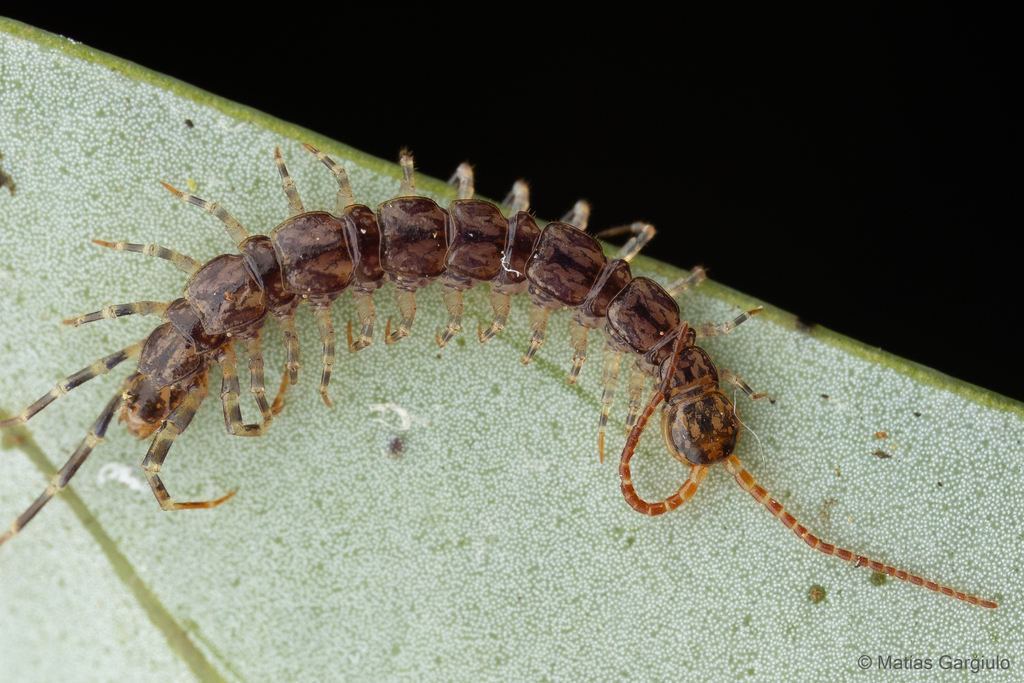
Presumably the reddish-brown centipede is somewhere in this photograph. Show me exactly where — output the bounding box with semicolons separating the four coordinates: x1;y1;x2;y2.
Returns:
0;144;997;610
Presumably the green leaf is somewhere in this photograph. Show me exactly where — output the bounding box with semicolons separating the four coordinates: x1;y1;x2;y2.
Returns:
1;18;1021;682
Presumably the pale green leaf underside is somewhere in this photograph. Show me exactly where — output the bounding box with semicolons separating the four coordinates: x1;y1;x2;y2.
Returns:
1;19;1022;683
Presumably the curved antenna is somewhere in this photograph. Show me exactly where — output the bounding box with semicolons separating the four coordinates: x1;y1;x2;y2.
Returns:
618;323;704;515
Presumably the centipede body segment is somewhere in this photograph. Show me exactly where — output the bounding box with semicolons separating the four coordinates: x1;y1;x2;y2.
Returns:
0;144;997;610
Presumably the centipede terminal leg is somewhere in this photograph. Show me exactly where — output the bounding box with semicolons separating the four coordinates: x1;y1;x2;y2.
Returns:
0;388;126;546
142;377;236;511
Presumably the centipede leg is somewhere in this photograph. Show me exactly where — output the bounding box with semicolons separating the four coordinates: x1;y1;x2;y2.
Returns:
597;343;623;462
243;330;273;423
273;146;306;217
436;286;463;348
302;142;355;211
143;376;236;511
566;318;588;384
385;287;417;345
593;222;657;262
561;200;591;230
478;289;510;343
0;387;125;547
398;151;416;197
624;359;647;430
91;239;201;276
348;287;376;352
448;162;474;199
696;306;763;338
217;343;269;437
270;369;289;417
502;180;530;214
719;369;768;401
721;454;998;609
274;307;300;386
0;344;142;429
63;301;169;327
159;183;250;249
520;304;549;365
312;302;335;407
665;267;707;297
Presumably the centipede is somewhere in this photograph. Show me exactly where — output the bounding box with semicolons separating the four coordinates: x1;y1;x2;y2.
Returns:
0;144;997;610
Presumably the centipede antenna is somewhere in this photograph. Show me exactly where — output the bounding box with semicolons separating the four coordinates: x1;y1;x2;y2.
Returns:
302;142;356;211
273;147;306;217
665;267;707;297
159;182;250;249
721;454;999;609
561;200;591;230
502;180;530;214
618;324;708;515
398;149;416;197
448;162;475;200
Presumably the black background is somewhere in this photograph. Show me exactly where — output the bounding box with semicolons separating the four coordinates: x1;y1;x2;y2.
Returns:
4;7;1020;400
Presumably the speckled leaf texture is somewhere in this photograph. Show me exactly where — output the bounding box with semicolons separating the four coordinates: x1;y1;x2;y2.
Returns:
0;18;1021;683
